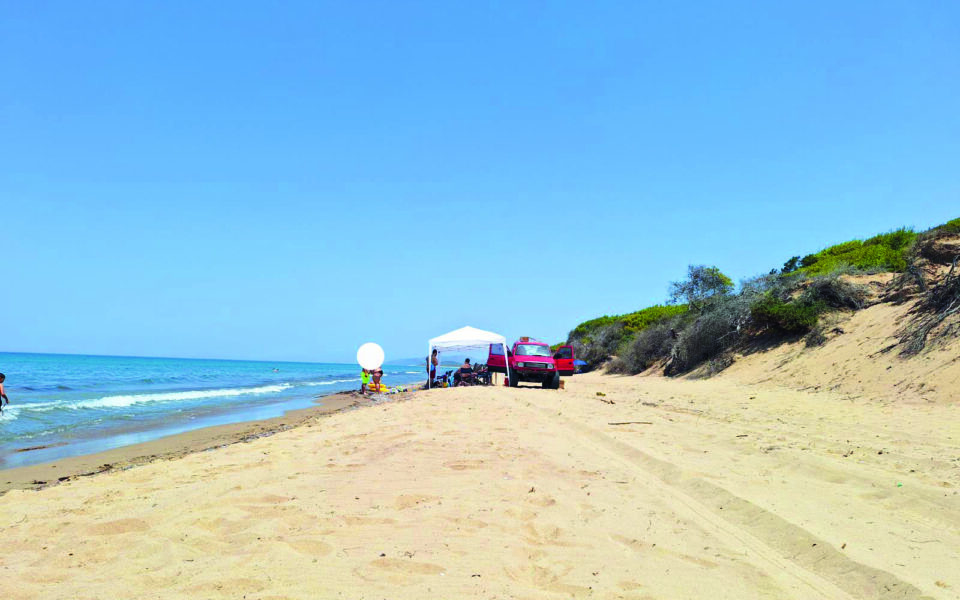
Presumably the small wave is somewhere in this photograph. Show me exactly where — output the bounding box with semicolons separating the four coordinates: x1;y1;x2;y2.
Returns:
304;379;357;387
71;384;292;410
0;407;19;422
404;371;421;374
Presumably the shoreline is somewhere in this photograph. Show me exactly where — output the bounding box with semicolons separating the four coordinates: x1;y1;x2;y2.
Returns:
0;389;411;496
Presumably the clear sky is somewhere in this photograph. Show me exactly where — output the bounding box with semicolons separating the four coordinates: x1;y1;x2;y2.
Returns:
2;1;958;363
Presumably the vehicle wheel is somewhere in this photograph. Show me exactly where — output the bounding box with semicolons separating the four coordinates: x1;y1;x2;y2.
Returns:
547;372;560;390
509;372;519;387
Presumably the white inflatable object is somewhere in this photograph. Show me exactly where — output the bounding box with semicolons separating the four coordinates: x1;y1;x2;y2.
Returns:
356;342;385;370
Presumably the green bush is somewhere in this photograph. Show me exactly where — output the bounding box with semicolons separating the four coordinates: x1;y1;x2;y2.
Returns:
824;240;863;256
668;265;734;312
751;296;824;334
936;217;960;234
864;228;914;250
797;229;916;276
570;304;687;338
786;227;920;277
568;304;689;371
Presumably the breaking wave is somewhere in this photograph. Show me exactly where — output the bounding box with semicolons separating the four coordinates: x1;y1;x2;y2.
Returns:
71;384;293;410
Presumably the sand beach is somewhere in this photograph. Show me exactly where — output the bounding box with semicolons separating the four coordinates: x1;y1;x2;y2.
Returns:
1;362;957;599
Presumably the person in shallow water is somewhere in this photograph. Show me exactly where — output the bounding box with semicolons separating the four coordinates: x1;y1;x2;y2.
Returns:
0;373;8;414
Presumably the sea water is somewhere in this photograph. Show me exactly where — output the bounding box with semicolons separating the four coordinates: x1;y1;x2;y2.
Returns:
0;352;424;469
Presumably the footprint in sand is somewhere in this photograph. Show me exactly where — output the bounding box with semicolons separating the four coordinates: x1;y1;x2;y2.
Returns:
525;494;557;508
611;534;647;552
522;523;576;547
504;562;590;595
285;538;333;556
187;578;266;594
339;515;397;527
394;494;440;510
443;459;485;470
371;557;446;575
86;518;149;535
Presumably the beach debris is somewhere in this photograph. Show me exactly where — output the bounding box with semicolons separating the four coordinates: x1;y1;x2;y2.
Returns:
597;397;615;404
472;574;482;578
897;482;903;487
528;486;536;493
736;434;748;438
608;421;653;426
841;543;847;550
596;392;606;396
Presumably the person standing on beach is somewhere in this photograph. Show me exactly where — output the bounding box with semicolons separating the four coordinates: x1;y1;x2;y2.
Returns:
360;369;370;394
431;349;438;384
0;373;8;414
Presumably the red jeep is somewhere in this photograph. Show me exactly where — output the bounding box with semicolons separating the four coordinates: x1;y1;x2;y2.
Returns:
488;338;575;389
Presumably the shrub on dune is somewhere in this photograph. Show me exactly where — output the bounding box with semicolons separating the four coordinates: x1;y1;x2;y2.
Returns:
797;228;917;276
619;318;683;374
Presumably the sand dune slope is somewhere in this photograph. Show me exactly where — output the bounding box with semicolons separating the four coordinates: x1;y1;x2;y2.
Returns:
1;372;957;599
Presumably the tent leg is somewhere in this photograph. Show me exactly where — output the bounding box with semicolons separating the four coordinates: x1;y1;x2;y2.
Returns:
503;342;511;387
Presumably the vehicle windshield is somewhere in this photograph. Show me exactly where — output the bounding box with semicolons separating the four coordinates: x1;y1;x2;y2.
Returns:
515;344;552;357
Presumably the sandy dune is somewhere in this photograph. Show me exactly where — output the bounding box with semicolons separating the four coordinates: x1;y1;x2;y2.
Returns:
1;365;957;599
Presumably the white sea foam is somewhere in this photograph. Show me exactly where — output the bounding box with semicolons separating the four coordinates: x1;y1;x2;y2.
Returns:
304;379;357;386
71;383;292;410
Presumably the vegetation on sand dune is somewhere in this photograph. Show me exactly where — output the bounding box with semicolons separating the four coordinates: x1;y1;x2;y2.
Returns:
567;216;959;376
798;228;917;276
668;266;734;312
937;217;960;235
569;305;688;338
751;296;824;334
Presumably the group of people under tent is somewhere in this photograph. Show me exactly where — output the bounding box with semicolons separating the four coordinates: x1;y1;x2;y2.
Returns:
425;349;491;388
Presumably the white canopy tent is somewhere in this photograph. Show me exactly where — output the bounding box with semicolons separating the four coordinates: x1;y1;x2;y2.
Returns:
427;326;510;389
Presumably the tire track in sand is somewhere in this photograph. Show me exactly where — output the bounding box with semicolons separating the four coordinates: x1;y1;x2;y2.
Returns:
519;400;933;600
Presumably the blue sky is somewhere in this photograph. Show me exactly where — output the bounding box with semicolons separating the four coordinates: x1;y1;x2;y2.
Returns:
2;1;958;363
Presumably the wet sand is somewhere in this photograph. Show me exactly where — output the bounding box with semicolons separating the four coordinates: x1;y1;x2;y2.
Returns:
0;391;373;495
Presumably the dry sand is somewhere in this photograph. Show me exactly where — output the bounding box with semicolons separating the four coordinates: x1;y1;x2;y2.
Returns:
1;363;957;599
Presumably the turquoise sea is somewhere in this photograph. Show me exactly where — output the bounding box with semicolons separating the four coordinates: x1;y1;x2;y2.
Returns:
0;352;423;469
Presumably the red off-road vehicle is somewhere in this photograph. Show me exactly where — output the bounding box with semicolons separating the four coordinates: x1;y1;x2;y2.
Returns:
488;338;575;389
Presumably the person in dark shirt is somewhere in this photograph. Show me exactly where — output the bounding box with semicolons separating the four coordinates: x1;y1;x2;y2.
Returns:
0;373;8;414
